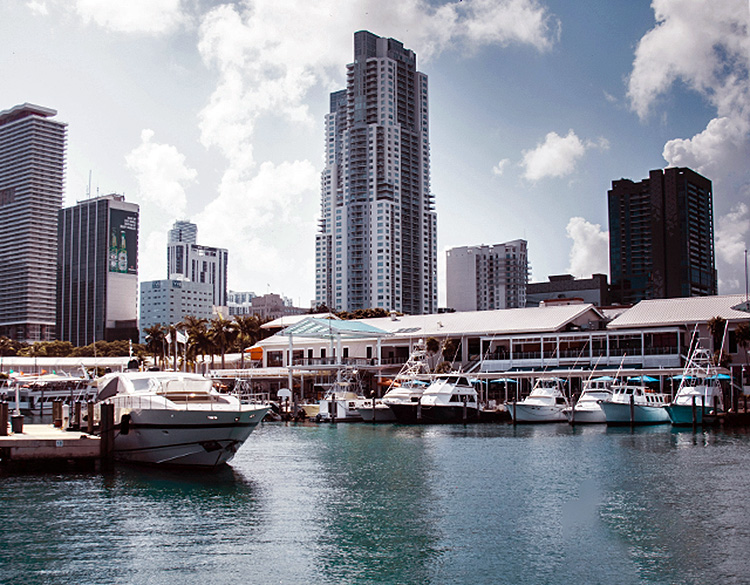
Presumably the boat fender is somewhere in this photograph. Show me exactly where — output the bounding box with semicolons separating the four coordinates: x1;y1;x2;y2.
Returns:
120;413;131;435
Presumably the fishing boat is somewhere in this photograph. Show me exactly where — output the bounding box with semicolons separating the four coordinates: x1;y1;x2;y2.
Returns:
316;368;366;422
599;383;670;425
564;376;615;424
388;374;479;424
359;344;432;422
506;377;569;423
95;371;269;467
665;344;725;426
3;373;94;415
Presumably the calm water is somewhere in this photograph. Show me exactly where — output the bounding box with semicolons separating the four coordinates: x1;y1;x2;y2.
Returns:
2;422;750;585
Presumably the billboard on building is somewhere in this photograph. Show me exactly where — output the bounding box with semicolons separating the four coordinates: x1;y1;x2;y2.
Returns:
109;208;138;274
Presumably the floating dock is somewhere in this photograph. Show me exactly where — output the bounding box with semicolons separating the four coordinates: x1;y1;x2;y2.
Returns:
0;424;101;466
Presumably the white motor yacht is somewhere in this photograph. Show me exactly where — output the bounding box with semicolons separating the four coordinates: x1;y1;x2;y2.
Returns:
388;374;479;424
95;371;269;467
316;369;366;422
599;384;669;425
507;377;569;423
564;376;615;424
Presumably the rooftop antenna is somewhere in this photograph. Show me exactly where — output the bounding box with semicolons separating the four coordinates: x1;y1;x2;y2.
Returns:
87;170;92;199
745;248;748;303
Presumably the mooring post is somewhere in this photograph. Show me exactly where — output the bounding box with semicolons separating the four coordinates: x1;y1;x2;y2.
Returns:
0;402;7;437
52;400;63;428
629;394;635;427
99;403;115;464
87;401;95;434
692;395;697;428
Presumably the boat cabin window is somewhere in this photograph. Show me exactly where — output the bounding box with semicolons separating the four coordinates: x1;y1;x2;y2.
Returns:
555;397;566;404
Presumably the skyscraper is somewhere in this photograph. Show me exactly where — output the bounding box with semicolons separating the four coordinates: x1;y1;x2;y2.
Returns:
167;220;228;307
315;31;437;314
57;194;139;345
446;240;529;312
0;103;66;342
608;167;717;304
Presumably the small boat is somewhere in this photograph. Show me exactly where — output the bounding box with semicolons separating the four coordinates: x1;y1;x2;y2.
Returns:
564;376;615;424
95;371;269;467
599;384;670;425
316;369;366;422
388;374;479;424
666;344;725;426
507;377;569;423
3;373;94;415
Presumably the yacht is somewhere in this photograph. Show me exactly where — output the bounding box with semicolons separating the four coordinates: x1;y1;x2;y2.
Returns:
665;344;725;426
316;369;366;422
388;374;479;424
564;376;615;424
599;383;670;425
95;371;269;467
3;373;94;416
507;377;569;423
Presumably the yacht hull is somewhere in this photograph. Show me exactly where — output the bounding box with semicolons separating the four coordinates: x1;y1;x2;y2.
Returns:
600;402;669;425
112;406;268;467
388;403;480;424
564;406;607;424
507;403;566;423
357;403;397;422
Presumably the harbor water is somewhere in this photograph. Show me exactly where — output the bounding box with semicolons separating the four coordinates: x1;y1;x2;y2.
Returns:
2;422;750;585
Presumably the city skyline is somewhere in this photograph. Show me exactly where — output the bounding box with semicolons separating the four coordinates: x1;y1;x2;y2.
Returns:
2;1;749;307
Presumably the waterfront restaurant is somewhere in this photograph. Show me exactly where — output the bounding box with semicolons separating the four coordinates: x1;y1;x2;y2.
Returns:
233;295;750;397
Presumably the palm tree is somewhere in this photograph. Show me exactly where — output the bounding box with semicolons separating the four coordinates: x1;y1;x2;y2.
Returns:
144;324;166;368
234;314;263;369
179;315;209;372
209;316;238;370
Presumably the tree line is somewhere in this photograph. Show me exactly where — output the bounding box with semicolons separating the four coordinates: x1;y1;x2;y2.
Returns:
144;314;273;371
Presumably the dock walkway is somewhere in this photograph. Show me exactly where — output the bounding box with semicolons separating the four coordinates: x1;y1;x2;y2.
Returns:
0;424;101;463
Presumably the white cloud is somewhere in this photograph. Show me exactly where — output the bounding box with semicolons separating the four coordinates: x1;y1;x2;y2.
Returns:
565;217;608;278
26;1;48;16
716;202;750;266
520;130;587;181
492;158;510;176
125;129;197;218
75;0;188;34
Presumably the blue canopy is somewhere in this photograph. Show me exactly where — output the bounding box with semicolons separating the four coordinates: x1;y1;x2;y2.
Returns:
490;378;518;384
628;375;658;383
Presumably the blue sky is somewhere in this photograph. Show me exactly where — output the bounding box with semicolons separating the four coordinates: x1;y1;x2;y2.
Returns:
2;0;748;308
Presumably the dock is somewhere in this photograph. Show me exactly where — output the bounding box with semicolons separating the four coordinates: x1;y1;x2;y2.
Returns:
0;424;101;467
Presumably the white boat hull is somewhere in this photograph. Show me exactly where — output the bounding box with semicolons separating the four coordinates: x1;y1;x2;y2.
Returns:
507;403;567;423
112;405;268;467
564;407;607;424
600;401;669;425
356;402;396;422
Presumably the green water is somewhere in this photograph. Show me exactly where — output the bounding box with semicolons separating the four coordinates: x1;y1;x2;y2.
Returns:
2;423;750;585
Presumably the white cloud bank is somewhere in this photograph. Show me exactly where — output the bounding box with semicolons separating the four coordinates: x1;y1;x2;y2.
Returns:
75;0;189;34
628;0;750;293
565;217;609;279
520;130;607;181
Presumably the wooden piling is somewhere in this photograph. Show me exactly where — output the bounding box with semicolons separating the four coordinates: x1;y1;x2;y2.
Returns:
52;400;63;428
0;402;7;437
87;401;95;434
99;403;115;463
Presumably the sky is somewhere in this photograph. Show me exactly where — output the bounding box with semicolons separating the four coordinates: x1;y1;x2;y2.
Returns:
2;0;749;308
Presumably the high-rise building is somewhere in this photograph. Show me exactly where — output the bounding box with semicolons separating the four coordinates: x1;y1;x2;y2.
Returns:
446;240;529;312
167;220;228;307
0;103;66;342
57;194;139;345
608;167;717;304
315;30;436;314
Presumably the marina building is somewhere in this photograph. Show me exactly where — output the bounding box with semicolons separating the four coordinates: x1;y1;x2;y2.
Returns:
608;167;717;304
167;220;228;307
315;30;437;315
446;240;528;311
57;194;139;345
0;103;66;342
139;278;213;343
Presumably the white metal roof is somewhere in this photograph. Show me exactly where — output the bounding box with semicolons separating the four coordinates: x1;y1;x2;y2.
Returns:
607;294;750;329
266;304;604;342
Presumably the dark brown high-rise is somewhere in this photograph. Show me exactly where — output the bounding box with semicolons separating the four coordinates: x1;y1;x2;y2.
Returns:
608;167;717;305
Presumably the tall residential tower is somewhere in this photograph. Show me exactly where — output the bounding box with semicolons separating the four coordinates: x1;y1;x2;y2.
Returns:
315;31;437;314
0;103;66;342
608;167;717;304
